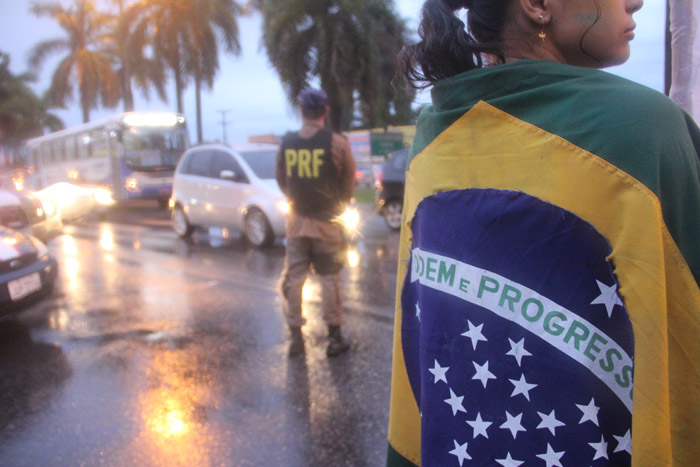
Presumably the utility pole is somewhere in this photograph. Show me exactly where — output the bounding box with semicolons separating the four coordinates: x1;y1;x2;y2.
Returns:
217;109;233;143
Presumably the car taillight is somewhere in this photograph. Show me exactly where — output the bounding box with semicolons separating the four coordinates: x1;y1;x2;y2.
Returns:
375;170;384;189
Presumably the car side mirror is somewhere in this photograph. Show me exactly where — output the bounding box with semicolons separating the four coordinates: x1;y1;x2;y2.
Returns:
220;169;237;181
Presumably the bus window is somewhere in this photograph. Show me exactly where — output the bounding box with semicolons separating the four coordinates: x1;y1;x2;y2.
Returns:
90;130;107;159
51;140;64;162
65;136;76;161
78;133;90;159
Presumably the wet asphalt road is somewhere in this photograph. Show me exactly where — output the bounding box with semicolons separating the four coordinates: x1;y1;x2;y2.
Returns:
0;202;400;466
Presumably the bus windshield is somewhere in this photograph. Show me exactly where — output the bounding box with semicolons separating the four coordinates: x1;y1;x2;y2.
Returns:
122;126;188;172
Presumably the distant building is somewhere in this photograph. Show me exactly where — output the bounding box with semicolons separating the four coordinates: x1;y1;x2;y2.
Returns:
248;134;280;144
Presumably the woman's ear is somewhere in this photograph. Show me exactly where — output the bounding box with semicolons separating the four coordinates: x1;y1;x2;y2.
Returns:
518;0;550;25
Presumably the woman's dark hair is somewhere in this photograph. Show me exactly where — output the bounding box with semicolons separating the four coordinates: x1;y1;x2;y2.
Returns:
398;0;510;87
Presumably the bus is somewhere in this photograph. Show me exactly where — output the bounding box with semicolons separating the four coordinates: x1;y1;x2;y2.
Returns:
25;111;190;209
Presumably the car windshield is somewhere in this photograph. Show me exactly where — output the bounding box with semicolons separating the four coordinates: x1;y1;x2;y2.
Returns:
239;150;277;179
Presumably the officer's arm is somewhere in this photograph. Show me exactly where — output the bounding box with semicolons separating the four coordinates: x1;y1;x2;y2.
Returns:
333;133;356;203
275;146;287;195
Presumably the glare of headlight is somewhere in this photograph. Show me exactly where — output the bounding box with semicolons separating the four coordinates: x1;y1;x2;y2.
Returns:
276;199;290;214
67;170;79;180
42;200;56;217
93;187;114;206
36;206;44;217
125;177;139;192
12;177;23;191
347;247;360;268
168;198;175;209
336;206;360;239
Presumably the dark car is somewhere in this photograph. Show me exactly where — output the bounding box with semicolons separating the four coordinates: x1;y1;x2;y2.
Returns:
0;226;58;317
374;148;407;231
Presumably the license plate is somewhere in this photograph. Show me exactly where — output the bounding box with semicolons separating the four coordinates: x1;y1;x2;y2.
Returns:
8;272;42;301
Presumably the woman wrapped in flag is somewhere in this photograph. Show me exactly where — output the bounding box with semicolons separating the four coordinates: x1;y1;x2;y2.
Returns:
386;0;700;465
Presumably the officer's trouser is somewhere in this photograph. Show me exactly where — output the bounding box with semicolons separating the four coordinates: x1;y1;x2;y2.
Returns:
280;236;345;328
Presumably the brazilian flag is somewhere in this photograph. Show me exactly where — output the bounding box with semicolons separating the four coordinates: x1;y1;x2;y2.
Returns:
387;60;700;466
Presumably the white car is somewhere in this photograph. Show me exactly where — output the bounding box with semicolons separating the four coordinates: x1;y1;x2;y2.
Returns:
0;188;62;243
170;143;288;247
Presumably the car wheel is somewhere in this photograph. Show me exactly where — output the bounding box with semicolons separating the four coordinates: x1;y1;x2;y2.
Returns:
244;208;273;247
383;199;403;231
172;205;194;238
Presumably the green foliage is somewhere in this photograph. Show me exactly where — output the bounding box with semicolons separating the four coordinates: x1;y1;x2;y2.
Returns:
0;51;63;153
256;0;416;132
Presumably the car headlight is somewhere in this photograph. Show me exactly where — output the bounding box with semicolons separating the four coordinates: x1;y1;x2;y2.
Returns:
125;177;139;192
41;199;57;217
336;205;361;239
93;187;114;206
276;199;290;215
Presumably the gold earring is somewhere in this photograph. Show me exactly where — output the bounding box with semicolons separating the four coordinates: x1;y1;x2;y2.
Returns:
538;15;547;42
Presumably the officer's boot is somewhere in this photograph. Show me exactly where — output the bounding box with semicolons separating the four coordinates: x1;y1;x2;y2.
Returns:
326;325;350;357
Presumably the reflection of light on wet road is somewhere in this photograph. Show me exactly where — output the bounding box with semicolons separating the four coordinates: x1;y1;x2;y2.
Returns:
99;226;114;250
302;281;319;302
347;247;360;268
48;308;70;330
148;396;189;438
61;236;78;256
136;351;212;465
60;236;81;285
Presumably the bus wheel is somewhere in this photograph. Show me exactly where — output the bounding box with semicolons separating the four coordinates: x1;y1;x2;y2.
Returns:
244;208;273;247
172;205;194;238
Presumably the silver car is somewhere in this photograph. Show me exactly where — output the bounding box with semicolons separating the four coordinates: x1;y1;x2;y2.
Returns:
170;143;288;247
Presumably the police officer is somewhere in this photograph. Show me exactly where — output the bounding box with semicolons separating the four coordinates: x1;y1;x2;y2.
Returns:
275;88;356;358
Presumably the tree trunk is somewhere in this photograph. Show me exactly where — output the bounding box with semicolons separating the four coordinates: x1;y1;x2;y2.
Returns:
122;67;134;111
195;76;203;143
174;66;184;114
82;100;90;123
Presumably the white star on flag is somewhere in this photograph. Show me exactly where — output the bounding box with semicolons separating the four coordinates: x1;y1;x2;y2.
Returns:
590;280;623;317
506;337;532;366
444;388;467;416
500;411;526;439
472;360;497;388
428;359;449;384
613;429;632;454
496;453;524;467
589;435;609;460
461;320;488;350
449;440;471;466
509;374;537;401
536;409;565;435
536;443;565;467
576;397;600;426
466;412;492;439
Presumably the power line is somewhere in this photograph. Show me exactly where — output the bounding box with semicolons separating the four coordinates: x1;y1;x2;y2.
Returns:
217;109;233;143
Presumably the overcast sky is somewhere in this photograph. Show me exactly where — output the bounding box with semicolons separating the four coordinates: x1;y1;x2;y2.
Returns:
0;0;667;143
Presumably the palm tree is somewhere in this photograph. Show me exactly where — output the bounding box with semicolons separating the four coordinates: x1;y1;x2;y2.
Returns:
255;0;413;132
135;0;243;142
28;0;119;123
105;0;167;112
